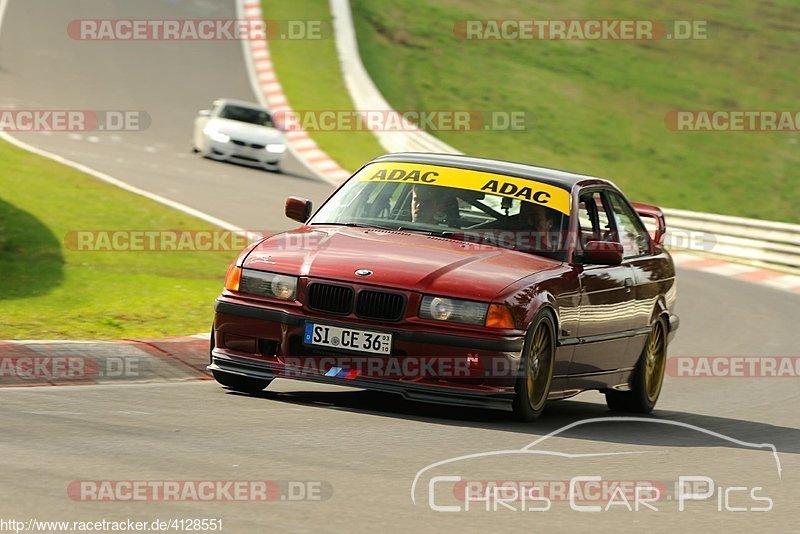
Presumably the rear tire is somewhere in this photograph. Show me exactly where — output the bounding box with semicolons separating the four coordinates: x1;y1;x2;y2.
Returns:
212;370;272;394
512;312;556;422
605;317;667;413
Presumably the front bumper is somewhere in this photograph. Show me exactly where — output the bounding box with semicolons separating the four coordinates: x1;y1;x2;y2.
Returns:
210;298;525;409
207;139;286;166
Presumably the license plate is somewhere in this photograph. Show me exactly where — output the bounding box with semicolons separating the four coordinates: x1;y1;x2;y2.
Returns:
303;323;392;355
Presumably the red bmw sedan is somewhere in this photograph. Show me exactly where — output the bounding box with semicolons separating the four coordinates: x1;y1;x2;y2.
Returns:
209;153;678;420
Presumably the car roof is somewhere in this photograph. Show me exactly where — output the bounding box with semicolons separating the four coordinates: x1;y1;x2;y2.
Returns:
370;152;612;190
213;98;267;112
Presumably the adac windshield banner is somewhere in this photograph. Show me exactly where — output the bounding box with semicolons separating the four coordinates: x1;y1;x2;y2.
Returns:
359;162;571;215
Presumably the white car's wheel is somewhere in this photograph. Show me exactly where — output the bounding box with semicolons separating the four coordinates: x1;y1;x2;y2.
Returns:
199;137;214;159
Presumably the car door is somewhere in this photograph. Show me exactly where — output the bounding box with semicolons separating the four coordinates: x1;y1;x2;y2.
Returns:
568;189;637;385
605;190;661;368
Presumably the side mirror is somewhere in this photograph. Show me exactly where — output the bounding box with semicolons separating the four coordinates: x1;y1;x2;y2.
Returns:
198;109;211;117
285;196;312;223
582;241;623;265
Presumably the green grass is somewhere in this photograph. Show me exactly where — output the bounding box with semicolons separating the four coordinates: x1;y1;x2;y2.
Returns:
263;0;385;171
346;0;800;222
0;139;236;339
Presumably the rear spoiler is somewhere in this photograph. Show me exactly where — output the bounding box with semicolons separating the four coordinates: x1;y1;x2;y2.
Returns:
631;202;666;247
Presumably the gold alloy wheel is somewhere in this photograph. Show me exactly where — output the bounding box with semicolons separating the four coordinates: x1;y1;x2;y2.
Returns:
526;321;553;411
644;321;666;402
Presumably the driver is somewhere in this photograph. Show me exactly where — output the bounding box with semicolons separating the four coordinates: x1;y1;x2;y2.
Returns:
518;201;559;251
411;184;460;227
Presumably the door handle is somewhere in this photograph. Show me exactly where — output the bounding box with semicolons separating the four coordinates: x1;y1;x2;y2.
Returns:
624;278;634;292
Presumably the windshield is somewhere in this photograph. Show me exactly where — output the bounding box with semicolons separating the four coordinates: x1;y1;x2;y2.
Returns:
310;162;572;260
218;105;274;127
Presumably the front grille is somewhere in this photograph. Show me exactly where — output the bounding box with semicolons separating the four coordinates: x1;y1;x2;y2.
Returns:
307;283;354;314
231;139;265;150
356;290;405;321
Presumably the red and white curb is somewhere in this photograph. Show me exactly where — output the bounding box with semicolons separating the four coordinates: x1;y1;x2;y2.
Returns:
0;337;212;387
671;252;800;294
238;0;351;186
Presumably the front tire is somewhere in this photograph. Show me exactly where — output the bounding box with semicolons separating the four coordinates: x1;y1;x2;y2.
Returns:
212;370;272;394
512;312;556;422
605;317;667;413
209;330;272;394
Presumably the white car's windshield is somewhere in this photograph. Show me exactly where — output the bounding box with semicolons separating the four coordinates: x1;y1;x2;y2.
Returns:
219;105;274;127
310;162;572;260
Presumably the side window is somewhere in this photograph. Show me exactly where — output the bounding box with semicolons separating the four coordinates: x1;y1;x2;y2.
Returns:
607;192;651;258
577;191;615;247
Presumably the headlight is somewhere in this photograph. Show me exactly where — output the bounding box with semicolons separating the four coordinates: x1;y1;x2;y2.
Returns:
204;126;230;144
239;269;297;300
419;295;488;325
266;143;287;153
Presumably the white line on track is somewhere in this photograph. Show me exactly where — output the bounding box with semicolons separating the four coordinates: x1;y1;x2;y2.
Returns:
0;0;284;241
0;131;245;233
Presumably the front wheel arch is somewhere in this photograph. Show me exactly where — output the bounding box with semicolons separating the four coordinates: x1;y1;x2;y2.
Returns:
523;303;559;342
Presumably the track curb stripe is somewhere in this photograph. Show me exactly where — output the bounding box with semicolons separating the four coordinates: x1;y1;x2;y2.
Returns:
670;252;800;293
0;338;211;387
237;0;350;186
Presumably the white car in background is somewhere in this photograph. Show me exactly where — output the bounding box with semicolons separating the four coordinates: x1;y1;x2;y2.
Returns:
193;99;287;171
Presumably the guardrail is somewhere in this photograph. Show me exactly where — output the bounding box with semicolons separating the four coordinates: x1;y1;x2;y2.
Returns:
662;209;800;271
330;0;800;272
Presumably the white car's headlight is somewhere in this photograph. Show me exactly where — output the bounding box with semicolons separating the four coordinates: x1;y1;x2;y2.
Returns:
239;269;297;300
419;295;488;325
204;126;230;144
266;143;287;153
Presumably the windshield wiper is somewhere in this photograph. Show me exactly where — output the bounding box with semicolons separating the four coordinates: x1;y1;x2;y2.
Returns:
313;222;455;237
313;222;408;232
407;228;455;238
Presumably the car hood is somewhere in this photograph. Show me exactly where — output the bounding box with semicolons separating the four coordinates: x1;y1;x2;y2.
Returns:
208;118;284;144
242;226;561;300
